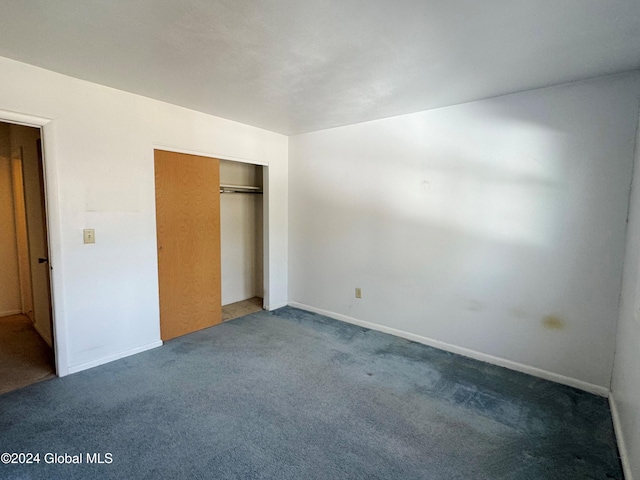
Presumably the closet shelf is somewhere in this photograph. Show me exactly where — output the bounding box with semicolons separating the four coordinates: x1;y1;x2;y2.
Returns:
220;183;263;194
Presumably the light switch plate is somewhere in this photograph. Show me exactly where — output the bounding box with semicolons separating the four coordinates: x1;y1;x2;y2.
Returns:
83;229;95;244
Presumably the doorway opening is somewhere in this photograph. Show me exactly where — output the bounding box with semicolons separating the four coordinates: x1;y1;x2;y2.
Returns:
0;120;55;394
219;159;264;321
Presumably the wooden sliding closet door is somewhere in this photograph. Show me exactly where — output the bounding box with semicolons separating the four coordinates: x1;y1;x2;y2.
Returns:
154;149;221;341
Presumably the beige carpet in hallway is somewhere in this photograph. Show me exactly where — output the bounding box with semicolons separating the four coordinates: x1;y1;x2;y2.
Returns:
0;314;55;395
222;297;263;322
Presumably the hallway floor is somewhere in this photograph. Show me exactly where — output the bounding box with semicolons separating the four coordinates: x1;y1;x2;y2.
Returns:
0;314;55;395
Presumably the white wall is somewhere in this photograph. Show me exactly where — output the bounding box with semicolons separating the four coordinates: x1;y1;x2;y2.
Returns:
289;73;640;391
611;106;640;480
220;160;264;305
0;56;288;375
0;123;21;316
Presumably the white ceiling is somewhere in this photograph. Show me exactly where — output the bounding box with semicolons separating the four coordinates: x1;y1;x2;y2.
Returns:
0;0;639;135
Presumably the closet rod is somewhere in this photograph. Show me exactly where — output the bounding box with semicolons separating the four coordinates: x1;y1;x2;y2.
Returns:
220;184;261;190
219;183;263;194
220;190;263;194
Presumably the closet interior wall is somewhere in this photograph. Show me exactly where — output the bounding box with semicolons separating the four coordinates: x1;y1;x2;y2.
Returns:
219;160;264;306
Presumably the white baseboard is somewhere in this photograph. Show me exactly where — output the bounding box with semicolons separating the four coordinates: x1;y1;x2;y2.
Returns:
265;301;288;311
67;340;163;374
288;302;610;397
610;394;633;480
0;309;22;318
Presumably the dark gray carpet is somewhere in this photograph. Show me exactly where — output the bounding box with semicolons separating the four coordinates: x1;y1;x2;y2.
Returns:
0;307;622;479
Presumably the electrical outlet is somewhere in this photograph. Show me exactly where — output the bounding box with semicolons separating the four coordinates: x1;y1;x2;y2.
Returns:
355;287;362;299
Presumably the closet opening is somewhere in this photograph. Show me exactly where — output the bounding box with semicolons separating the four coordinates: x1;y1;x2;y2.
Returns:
220;160;265;321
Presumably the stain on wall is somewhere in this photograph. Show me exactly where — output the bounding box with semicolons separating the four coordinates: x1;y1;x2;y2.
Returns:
542;315;565;330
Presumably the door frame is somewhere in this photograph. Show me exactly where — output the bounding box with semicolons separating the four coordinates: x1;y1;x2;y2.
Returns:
0;110;66;376
10;146;33;321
